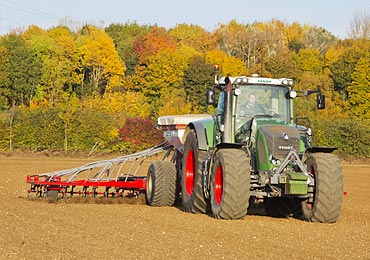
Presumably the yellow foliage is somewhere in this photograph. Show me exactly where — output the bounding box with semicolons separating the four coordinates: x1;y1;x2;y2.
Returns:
76;26;126;91
29;98;51;110
157;88;192;116
297;49;324;74
206;50;247;76
143;49;186;95
81;92;151;118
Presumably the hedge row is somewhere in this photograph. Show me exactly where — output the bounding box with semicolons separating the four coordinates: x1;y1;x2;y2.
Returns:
0;108;162;155
312;118;370;159
0;108;369;159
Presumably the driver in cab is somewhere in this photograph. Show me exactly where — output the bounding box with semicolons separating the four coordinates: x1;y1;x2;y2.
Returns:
239;93;265;116
235;92;266;143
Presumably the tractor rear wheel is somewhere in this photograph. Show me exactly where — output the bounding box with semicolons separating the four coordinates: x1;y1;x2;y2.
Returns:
300;153;343;223
181;130;207;213
210;149;250;220
146;161;177;206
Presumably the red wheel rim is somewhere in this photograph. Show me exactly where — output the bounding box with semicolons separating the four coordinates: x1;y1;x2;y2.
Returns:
214;164;223;206
185;149;195;196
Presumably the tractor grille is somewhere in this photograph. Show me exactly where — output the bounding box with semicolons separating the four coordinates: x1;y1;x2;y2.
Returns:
259;125;300;160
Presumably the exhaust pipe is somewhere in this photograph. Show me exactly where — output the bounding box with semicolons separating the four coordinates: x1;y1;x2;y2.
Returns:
223;77;233;143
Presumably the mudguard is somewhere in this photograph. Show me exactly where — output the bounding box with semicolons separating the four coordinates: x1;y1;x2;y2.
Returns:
185;118;215;150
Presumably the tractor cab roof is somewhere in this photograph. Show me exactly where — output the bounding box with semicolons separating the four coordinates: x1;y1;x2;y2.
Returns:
217;75;294;87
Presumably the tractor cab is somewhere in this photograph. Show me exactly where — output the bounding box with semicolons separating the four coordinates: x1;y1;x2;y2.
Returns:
209;75;297;145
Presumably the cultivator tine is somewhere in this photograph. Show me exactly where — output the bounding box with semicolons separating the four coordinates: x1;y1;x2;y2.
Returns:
27;142;174;199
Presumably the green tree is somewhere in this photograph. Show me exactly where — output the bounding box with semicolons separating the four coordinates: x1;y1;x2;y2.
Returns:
0;46;11;109
1;33;42;106
183;55;214;112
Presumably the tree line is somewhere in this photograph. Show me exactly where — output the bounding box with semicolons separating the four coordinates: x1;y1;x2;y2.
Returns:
0;17;369;158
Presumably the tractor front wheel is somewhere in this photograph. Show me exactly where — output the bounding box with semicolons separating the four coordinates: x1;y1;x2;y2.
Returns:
300;153;343;223
210;149;250;220
146;161;177;206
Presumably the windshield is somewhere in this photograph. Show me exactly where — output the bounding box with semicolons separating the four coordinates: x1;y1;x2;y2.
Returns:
235;85;290;128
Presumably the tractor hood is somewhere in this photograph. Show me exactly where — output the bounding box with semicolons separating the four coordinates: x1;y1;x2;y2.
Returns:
258;124;300;160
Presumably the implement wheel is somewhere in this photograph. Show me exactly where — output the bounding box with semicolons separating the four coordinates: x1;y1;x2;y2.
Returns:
300;153;343;223
146;161;177;206
210;149;250;220
181;130;207;213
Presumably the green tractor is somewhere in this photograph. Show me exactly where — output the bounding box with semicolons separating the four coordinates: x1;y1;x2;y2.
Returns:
146;74;343;222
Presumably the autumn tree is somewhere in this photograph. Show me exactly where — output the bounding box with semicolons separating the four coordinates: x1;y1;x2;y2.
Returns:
295;48;325;75
141;48;188;115
127;26;176;92
157;88;192;116
132;26;176;65
285;22;306;53
105;22;149;75
41;26;79;104
215;20;262;69
206;49;247;76
76;25;126;95
169;24;217;52
347;53;370;118
328;42;365;97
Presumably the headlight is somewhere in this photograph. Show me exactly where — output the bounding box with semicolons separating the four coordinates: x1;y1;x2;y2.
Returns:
289;91;297;98
281;78;294;86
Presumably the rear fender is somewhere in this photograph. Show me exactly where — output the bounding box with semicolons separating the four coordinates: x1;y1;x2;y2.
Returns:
183;118;215;150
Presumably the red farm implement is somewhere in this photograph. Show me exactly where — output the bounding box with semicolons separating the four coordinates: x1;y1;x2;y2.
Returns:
26;114;211;200
27;142;175;199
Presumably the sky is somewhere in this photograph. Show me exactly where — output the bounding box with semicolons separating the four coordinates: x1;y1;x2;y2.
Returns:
0;0;369;39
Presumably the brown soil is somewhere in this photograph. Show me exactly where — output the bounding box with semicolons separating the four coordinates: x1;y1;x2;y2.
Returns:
0;156;369;259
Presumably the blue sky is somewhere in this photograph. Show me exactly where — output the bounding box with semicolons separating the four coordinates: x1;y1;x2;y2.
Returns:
0;0;369;38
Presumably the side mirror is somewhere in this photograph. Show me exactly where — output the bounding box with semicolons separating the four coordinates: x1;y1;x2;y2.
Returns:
317;94;325;109
206;89;215;105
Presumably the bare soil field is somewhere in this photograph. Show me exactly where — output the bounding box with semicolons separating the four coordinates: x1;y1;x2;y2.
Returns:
0;155;369;260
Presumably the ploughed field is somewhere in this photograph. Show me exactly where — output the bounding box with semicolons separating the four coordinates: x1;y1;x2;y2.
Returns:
0;155;369;259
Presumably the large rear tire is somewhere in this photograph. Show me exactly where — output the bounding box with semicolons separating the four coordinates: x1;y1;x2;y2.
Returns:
146;161;177;206
300;153;343;223
181;130;207;213
210;149;250;220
